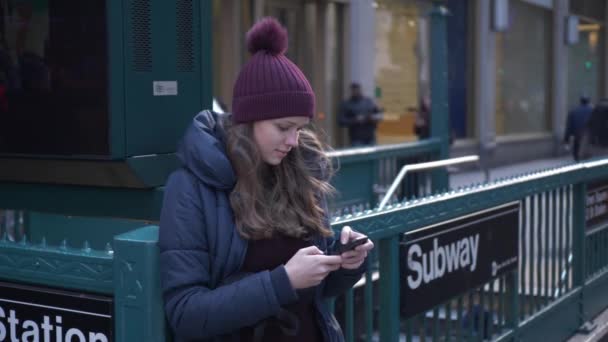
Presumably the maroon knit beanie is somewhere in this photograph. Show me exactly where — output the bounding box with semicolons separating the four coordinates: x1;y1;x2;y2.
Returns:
231;17;315;124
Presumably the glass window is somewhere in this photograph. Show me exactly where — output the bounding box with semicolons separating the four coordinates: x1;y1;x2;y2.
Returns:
265;1;304;69
374;0;470;143
570;0;605;23
0;0;109;156
212;0;253;112
374;0;431;144
568;18;604;109
326;2;347;147
495;0;551;135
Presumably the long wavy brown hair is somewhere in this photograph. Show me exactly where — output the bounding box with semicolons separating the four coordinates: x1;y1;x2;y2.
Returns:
222;115;335;240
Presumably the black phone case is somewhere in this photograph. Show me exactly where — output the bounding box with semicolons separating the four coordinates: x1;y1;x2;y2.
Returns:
333;237;368;254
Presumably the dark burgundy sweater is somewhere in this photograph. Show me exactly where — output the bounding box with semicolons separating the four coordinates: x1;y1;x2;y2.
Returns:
239;233;324;342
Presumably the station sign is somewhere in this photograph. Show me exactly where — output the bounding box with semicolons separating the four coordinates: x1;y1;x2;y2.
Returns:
0;281;113;341
400;202;519;318
587;179;608;231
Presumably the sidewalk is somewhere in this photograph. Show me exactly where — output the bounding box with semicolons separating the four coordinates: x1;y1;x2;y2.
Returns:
449;156;574;189
567;307;608;342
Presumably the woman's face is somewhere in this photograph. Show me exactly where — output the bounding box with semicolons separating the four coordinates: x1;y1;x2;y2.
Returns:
252;116;310;165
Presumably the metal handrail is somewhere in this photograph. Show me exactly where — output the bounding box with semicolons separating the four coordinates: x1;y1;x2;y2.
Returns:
378;155;482;210
327;138;441;158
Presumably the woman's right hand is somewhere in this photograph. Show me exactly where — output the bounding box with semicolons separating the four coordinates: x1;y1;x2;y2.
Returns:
284;246;342;289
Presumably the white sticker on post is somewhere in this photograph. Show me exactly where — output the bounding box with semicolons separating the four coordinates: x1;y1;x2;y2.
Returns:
153;81;178;96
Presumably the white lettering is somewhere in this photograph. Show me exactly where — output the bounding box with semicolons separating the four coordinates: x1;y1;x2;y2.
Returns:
406;234;480;290
88;332;108;342
56;316;63;342
422;251;434;283
445;241;460;272
8;309;19;342
407;245;423;289
434;238;446;278
597;190;607;202
0;306;6;341
595;203;607;216
65;328;85;342
41;316;53;342
22;320;39;342
0;304;108;342
469;235;479;271
459;239;470;268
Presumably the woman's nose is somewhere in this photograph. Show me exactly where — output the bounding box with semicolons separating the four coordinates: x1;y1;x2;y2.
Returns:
285;130;299;147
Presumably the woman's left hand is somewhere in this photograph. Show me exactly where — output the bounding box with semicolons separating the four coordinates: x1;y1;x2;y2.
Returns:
338;226;374;270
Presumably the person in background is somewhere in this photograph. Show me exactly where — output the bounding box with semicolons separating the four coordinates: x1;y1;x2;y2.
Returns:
579;98;608;160
158;17;374;342
563;95;593;161
414;95;431;140
338;82;383;146
413;95;454;145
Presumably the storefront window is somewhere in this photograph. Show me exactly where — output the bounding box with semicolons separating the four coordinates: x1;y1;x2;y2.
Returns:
264;0;307;73
374;0;431;144
212;0;253;111
568;19;604;109
495;1;551;135
0;0;109;155
374;0;470;143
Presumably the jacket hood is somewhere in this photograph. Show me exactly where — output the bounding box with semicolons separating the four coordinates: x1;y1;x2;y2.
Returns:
176;110;236;190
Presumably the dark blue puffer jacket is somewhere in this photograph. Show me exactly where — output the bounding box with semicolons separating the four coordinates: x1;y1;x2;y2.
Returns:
159;110;366;341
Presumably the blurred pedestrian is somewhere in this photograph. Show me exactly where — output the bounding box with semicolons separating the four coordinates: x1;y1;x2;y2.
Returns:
338;82;383;146
579;98;608;160
159;17;374;342
414;95;431;140
563;95;593;161
413;95;454;145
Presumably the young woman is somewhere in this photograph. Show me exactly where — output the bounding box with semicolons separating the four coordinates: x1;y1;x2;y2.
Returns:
159;17;374;342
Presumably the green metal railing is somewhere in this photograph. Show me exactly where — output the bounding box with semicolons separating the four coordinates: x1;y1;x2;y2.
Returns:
0;139;442;223
329;159;608;342
0;209;25;241
329;138;442;215
0;224;164;341
2;159;608;341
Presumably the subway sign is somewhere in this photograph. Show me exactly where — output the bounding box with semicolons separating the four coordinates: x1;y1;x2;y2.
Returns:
400;202;519;318
0;281;113;341
587;178;608;231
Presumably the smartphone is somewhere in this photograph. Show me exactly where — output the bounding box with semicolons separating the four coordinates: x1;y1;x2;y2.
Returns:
333;237;369;254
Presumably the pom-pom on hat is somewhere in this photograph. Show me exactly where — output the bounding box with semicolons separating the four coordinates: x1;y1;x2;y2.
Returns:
231;17;315;124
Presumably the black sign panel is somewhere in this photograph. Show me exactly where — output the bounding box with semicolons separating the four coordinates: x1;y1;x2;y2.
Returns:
400;202;519;318
586;179;608;230
0;281;113;341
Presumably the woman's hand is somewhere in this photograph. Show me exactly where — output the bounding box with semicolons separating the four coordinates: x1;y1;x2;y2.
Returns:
285;246;342;289
338;226;374;270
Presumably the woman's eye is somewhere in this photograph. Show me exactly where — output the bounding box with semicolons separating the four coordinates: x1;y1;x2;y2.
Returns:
277;125;289;132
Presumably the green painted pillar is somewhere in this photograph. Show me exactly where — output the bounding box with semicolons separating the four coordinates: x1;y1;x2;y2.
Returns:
572;183;587;325
430;1;450;192
378;236;400;342
113;226;166;342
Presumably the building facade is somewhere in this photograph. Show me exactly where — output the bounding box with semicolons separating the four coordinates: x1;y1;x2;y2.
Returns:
212;0;607;166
